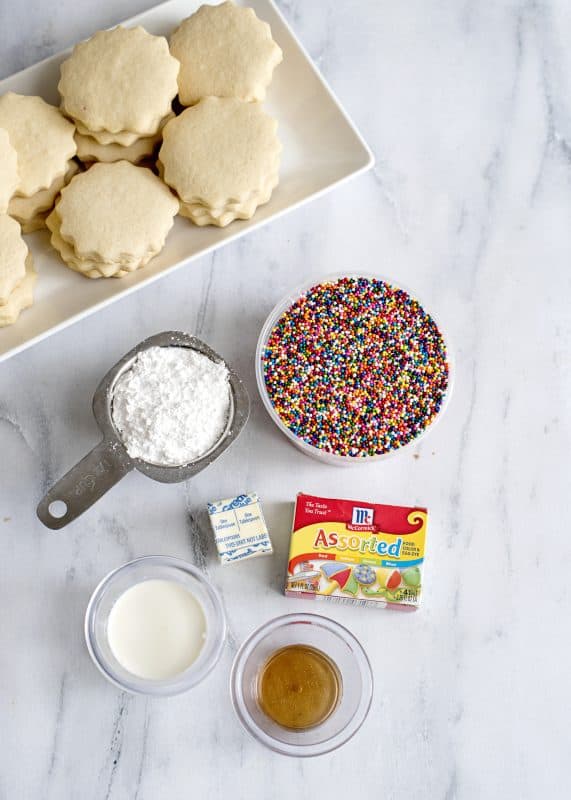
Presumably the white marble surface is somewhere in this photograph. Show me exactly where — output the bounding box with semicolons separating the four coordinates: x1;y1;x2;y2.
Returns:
1;1;570;797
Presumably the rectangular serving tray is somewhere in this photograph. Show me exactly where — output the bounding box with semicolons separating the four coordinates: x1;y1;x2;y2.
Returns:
0;0;373;363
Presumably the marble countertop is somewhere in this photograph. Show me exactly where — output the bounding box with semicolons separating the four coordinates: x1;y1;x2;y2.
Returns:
1;1;570;797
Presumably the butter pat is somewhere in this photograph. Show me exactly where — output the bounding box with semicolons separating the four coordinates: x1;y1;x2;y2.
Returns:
207;493;273;565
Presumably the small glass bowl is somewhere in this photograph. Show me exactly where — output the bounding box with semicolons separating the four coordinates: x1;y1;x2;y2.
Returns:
230;613;373;757
85;555;226;696
255;272;454;466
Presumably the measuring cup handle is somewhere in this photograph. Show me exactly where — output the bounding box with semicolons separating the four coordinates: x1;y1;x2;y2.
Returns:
36;439;133;530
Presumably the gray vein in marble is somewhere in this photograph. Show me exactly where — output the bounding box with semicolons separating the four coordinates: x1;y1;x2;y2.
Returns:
555;132;571;163
183;501;209;573
371;165;410;241
133;702;151;800
447;359;477;550
416;677;429;745
47;673;68;785
530;6;571;200
460;6;527;295
195;253;216;337
0;407;35;454
445;9;526;571
276;0;301;27
307;8;333;75
35;406;58;493
451;704;464;726
99;514;134;560
456;204;467;235
101;697;130;800
473;147;501;278
444;770;458;800
459;0;476;35
499;394;513;578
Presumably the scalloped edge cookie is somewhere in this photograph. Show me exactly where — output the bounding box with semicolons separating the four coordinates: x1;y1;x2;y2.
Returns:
59;27;179;135
46;210;149;278
0;253;36;326
53;160;178;263
0;128;19;213
0;213;28;304
9;160;79;223
170;1;282;105
159;97;281;209
0;93;76;197
179;173;278;227
75;114;173;164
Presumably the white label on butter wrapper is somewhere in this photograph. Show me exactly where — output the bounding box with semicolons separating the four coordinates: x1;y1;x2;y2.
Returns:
207;493;273;565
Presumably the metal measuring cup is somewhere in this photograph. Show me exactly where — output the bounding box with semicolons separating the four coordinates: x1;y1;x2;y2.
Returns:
37;331;250;530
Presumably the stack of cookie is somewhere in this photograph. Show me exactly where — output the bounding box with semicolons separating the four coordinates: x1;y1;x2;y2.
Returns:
0;93;77;232
46;161;179;279
74;113;175;165
159;97;281;227
0;2;287;325
161;2;283;227
0;214;36;327
59;26;179;166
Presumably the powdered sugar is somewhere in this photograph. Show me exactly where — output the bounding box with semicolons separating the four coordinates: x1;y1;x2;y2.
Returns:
111;346;231;466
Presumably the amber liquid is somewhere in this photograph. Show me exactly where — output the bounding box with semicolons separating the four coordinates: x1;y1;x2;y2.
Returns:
257;644;341;730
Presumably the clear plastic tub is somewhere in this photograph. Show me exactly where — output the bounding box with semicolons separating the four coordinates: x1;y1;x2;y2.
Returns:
230;613;373;757
85;555;226;696
255;272;454;466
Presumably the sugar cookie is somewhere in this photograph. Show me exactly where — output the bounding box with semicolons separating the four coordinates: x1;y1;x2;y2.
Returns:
75;114;173;164
8;161;79;225
20;214;49;234
47;211;146;278
0;128;19;213
74;120;143;147
159;97;280;224
170;1;282;105
0;254;36;326
47;161;178;276
179;181;276;227
59;27;179;136
0;93;76;197
74;116;176;147
0;213;28;304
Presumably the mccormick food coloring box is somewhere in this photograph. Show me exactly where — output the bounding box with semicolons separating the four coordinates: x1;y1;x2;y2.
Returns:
285;493;428;611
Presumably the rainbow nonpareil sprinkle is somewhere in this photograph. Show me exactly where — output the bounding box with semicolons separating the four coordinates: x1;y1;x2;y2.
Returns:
261;277;450;458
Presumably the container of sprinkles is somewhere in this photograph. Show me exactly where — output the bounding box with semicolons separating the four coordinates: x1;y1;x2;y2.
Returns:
256;274;452;465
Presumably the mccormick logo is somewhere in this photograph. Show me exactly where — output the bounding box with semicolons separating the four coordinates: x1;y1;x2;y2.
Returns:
351;507;374;527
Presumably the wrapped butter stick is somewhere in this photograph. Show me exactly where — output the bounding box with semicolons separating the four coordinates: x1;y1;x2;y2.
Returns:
207;492;273;565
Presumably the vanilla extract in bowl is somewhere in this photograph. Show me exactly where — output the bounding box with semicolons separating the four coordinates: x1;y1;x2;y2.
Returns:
230;613;373;757
257;644;341;730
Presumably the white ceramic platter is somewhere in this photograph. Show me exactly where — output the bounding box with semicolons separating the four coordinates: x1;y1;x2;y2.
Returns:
0;0;373;363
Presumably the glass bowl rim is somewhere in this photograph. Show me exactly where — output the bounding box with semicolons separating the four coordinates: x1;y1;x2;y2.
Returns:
229;612;374;757
255;271;454;465
84;554;226;696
